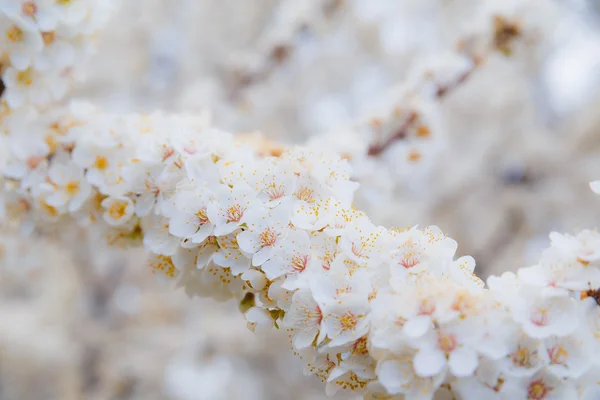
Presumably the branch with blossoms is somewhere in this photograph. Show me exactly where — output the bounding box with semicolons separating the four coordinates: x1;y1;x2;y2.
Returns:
303;10;537;204
359;14;526;159
365;56;481;158
3;102;600;399
2;1;600;400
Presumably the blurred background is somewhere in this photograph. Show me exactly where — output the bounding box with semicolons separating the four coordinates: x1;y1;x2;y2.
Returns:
2;0;600;398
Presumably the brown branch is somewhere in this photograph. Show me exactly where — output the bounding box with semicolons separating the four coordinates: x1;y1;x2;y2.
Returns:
436;60;479;99
367;112;418;156
365;13;527;158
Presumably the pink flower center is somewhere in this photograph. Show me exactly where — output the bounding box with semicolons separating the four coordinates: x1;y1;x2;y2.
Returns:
161;146;175;162
265;183;285;200
339;311;359;332
296;186;315;203
531;308;550;327
351;241;365;258
196;208;209;224
291;254;309;272
400;253;419;269
438;334;457;353
259;228;277;247
547;345;568;365
226;204;243;223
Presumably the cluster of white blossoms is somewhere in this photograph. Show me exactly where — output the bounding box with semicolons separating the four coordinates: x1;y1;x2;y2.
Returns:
0;0;115;111
2;1;600;399
2;101;600;399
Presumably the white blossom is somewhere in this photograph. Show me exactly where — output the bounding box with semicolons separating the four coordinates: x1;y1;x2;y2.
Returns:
1;3;600;397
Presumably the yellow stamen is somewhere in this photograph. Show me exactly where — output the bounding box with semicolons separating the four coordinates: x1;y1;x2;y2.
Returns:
339;312;358;332
94;156;109;170
6;25;23;42
108;201;128;220
259;228;277;247
65;180;79;196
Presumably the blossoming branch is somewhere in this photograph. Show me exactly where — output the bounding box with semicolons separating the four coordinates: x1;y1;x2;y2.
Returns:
1;1;600;400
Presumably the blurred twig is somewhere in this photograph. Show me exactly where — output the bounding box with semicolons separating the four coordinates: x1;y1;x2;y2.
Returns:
226;0;346;101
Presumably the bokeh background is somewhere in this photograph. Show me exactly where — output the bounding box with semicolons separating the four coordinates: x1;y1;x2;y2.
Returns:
2;0;600;399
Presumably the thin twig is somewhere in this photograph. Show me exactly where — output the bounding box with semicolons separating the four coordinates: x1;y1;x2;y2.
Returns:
367;112;418;156
436;61;479;99
367;59;480;157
